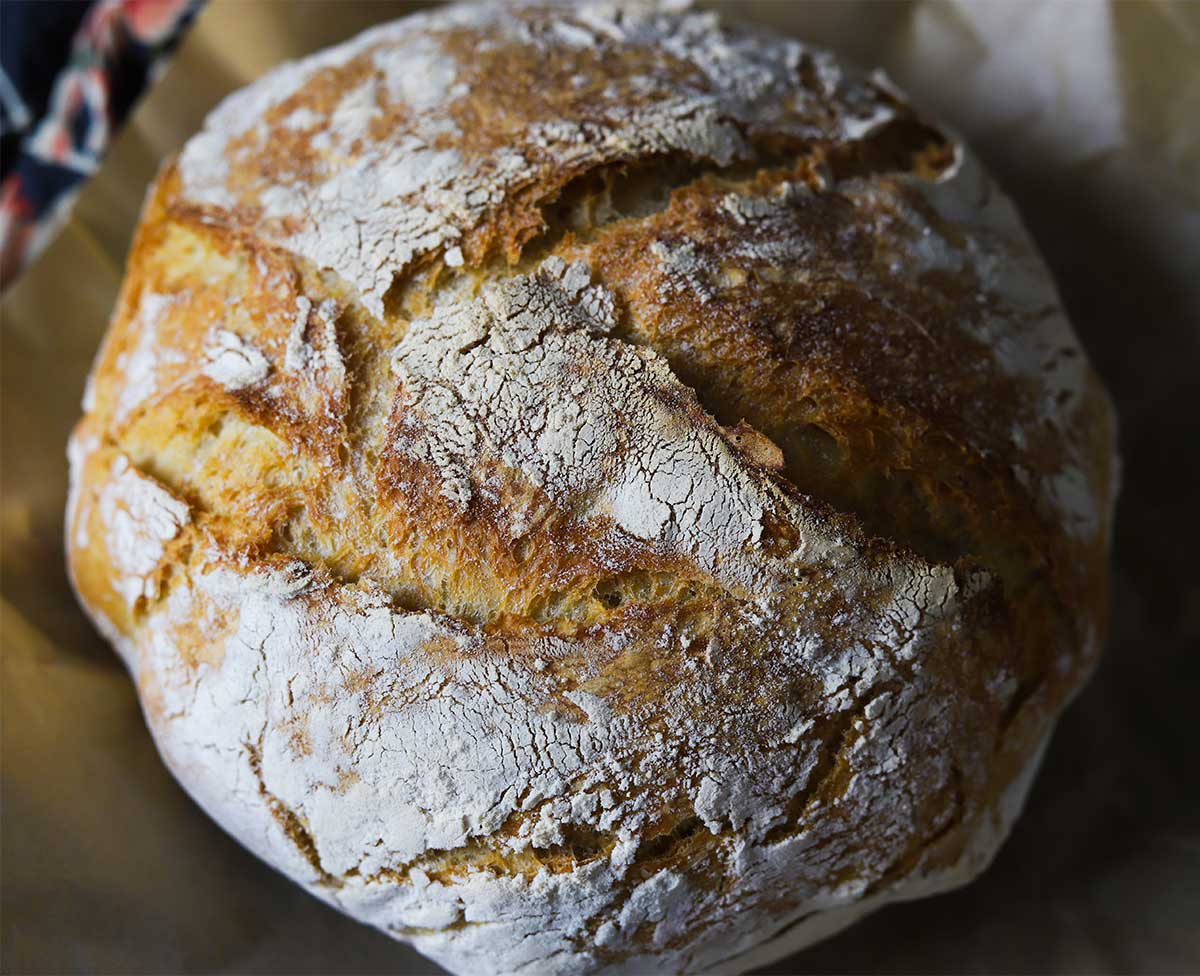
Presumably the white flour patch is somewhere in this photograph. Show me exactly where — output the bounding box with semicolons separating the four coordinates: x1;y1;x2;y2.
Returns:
391;257;782;588
123;531;998;976
284;296;343;384
113;292;180;424
98;455;190;607
202;329;269;390
177;2;910;318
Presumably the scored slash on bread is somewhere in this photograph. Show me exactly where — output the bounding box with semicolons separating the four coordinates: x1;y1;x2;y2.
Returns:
66;3;1117;974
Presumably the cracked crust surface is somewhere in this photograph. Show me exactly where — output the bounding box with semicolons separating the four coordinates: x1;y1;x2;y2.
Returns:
66;3;1117;974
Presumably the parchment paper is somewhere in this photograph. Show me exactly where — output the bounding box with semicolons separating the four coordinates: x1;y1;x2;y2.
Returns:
3;2;1198;973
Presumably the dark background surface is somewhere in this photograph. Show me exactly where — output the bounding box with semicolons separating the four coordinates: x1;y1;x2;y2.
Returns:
2;2;1197;973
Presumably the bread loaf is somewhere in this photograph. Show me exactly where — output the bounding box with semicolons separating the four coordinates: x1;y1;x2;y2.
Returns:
66;2;1118;973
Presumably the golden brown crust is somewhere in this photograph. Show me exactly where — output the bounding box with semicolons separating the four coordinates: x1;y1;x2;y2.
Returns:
66;4;1116;975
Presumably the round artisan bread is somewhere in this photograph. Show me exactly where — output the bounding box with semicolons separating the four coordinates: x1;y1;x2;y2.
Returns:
66;2;1117;973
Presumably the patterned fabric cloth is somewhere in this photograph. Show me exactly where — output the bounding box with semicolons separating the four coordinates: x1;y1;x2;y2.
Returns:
0;0;204;289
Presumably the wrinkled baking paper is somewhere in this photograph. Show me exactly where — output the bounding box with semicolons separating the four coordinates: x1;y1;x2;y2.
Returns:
3;2;1198;972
